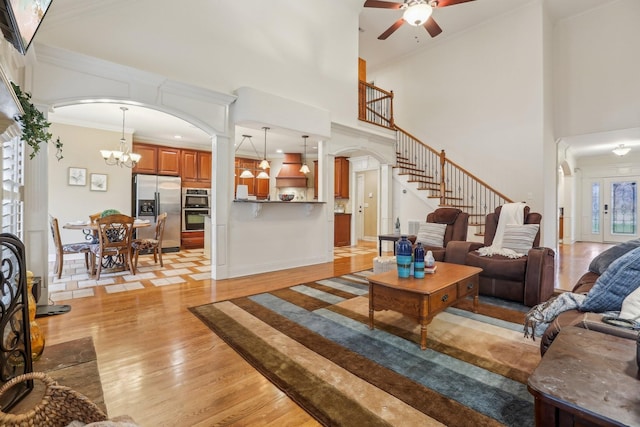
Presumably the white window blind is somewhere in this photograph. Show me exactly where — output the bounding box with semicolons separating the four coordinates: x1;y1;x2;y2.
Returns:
2;132;24;239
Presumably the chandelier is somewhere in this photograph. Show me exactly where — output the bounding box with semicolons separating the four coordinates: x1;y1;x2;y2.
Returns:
100;106;142;168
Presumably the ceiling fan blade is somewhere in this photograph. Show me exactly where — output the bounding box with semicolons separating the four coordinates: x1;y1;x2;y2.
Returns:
363;0;403;9
434;0;475;7
378;18;405;40
423;17;442;37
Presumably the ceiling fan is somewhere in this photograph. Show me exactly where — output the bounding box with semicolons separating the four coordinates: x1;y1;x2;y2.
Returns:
363;0;475;40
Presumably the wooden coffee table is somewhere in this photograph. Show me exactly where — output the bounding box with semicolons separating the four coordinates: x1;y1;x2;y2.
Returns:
367;262;482;350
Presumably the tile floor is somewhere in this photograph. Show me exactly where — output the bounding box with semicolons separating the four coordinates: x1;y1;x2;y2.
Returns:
48;245;379;301
47;249;211;302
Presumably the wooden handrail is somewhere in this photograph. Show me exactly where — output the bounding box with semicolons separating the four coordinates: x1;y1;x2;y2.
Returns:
358;80;513;231
358;81;394;129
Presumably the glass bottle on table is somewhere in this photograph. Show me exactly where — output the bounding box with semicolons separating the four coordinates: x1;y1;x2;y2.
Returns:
396;236;412;278
414;243;425;279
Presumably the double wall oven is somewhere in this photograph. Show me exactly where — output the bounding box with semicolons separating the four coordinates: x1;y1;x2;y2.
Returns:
182;188;210;231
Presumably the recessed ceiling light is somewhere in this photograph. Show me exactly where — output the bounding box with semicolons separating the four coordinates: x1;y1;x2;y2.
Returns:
276;149;283;153
174;135;182;139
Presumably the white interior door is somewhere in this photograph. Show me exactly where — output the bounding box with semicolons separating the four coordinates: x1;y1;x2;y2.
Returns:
603;177;638;243
356;173;365;242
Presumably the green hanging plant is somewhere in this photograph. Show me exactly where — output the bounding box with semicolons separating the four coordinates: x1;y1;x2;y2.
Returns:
11;82;63;161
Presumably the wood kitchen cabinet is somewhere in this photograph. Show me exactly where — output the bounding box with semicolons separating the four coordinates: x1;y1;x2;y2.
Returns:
198;152;212;181
131;143;158;174
157;147;180;176
181;231;204;249
182;149;212;183
132;143;180;176
335;156;349;199
182;150;198;181
334;213;351;247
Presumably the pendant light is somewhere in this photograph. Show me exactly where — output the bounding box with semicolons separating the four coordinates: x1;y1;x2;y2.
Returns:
100;106;142;168
299;135;310;174
235;134;257;178
258;127;270;170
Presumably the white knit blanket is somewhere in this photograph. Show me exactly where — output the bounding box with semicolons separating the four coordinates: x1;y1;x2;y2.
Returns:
477;202;526;259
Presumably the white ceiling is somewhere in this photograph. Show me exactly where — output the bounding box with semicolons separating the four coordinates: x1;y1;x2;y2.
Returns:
44;0;631;159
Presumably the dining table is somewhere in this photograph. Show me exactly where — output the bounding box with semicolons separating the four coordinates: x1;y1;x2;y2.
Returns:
63;219;152;273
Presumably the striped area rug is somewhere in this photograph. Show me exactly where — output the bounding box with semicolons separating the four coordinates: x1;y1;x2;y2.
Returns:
190;271;541;426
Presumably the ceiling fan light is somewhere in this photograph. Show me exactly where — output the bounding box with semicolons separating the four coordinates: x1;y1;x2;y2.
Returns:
403;3;432;26
612;144;631;156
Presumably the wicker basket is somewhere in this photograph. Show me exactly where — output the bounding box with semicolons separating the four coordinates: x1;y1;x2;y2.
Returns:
0;372;108;427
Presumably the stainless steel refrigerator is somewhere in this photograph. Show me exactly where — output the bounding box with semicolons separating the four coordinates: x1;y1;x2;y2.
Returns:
132;174;181;251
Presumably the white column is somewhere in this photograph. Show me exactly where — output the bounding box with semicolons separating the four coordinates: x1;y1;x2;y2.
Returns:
24;117;49;306
379;163;393;235
210;133;230;280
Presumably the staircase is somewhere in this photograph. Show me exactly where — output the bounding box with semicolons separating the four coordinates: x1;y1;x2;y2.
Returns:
358;81;513;235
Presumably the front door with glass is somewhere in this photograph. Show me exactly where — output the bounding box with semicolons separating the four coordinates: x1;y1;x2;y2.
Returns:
582;177;638;243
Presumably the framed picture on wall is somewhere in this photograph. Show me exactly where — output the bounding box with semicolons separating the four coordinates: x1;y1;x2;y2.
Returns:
90;173;108;192
68;167;87;186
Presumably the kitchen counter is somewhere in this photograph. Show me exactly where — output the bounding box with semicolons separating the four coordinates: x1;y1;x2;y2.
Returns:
233;199;325;218
233;199;325;204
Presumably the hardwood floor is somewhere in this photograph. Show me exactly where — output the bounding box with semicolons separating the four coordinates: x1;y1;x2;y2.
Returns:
35;241;610;426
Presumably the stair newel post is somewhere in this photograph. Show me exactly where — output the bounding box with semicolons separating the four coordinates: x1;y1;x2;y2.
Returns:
439;150;446;205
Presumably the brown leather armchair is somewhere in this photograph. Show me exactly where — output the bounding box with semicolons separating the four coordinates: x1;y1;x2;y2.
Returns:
408;207;469;262
462;205;555;307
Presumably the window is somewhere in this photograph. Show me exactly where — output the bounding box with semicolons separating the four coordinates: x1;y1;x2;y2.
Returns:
591;182;600;234
611;181;637;235
2;131;24;239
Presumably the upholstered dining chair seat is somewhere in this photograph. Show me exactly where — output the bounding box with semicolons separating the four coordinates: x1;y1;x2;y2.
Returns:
62;242;96;253
131;238;158;251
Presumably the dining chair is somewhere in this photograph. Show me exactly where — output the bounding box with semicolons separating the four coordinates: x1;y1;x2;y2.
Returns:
132;213;167;269
89;214;135;280
49;215;94;279
83;212;102;243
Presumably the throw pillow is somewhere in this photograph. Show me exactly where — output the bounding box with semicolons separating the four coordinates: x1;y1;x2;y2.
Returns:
620;286;640;321
416;222;447;248
588;238;640;275
501;224;539;254
581;246;640;312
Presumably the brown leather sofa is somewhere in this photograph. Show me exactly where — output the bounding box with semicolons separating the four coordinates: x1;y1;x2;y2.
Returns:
540;240;640;355
448;205;555;307
408;207;469;262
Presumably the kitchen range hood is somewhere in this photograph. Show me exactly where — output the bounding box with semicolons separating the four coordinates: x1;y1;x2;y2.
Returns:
275;153;308;188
